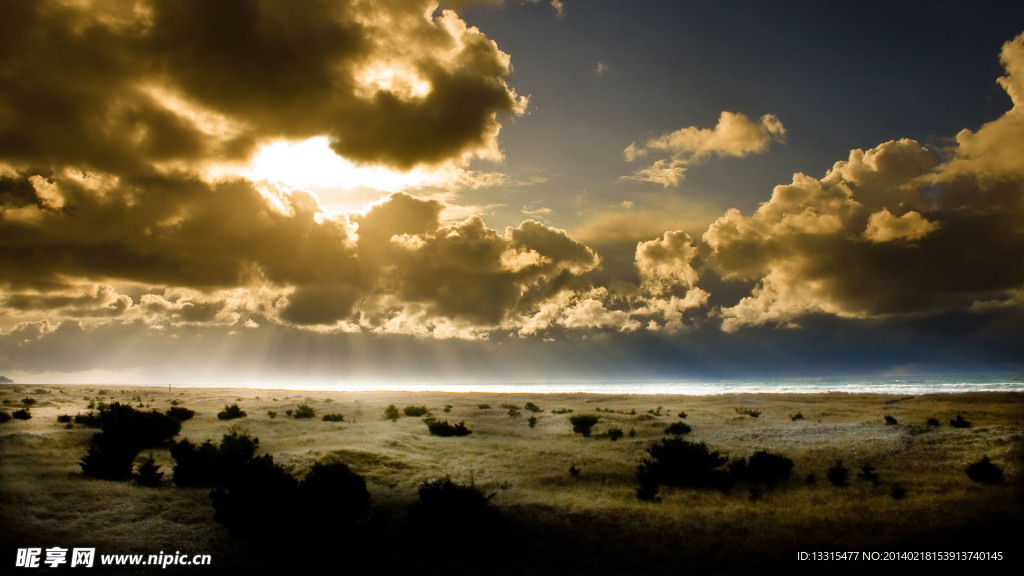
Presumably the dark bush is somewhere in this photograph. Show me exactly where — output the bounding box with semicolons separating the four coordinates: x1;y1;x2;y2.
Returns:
891;483;907;500
827;460;850;487
551;408;572;414
170;432;260;487
383;404;400;421
950;414;972;428
966;456;1004;484
299;461;370;524
859;463;881;486
443;405;452;413
664;422;692;436
57;414;72;423
0;411;10;423
927;417;940;427
134;455;164;487
732;450;794;487
607;427;624;441
165;406;195;421
210;454;301;541
12;408;31;420
217;404;246;421
791;412;804;421
527;416;538;429
524;402;543;413
426;420;472;437
735;408;760;418
73;412;101;427
507;407;521;418
408;477;502;544
569;415;599;438
292;404;316;419
677;411;687;419
477;404;490;409
884;415;898;425
636;438;730;493
79;403;181;481
569;463;580;477
21;397;37;406
322;413;345;422
267;411;277;418
404;405;429;417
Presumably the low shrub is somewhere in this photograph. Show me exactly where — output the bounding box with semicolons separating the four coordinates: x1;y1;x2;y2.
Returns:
73;412;101;427
134;455;164;487
527;416;538;429
927;417;940;427
443;405;452;413
677;411;687;419
426;420;472;437
217;404;246;421
966;456;1004;484
0;411;10;424
551;408;572;414
170;432;260;488
267;411;277;419
569;415;599;438
57;414;72;423
664;422;692;436
859;463;881;486
890;483;907;500
12;408;31;420
735;408;761;418
292;404;316;419
21;397;37;406
884;415;898;425
298;462;370;526
322;413;345;422
950;414;972;428
408;477;502;544
636;438;730;495
791;412;804;421
165;406;196;421
404;405;429;417
607;427;624;441
524;402;543;413
827;460;850;487
731;450;794;487
477;404;490;410
383;404;400;422
507;407;521;418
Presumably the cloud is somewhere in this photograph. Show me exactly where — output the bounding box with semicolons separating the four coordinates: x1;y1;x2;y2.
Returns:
703;32;1024;332
625;112;786;187
0;0;526;175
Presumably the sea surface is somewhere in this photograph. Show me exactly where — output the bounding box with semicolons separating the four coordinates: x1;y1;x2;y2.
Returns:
309;374;1024;395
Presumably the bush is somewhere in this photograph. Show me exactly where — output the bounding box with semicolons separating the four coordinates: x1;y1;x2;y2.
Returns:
507;407;521;418
217;404;246;421
165;406;195;421
408;477;502;544
890;483;907;500
827;460;850;487
551;408;572;414
134;455;164;487
527;416;538;429
636;438;730;494
21;397;37;406
569;415;599;438
677;411;687;419
664;422;692;436
56;414;72;423
859;463;881;486
735;408;761;418
884;415;898;425
950;414;972;428
210;454;301;541
524;402;543;413
477;404;490;410
267;411;277;419
791;412;804;421
80;403;181;481
383;404;400;421
322;413;345;422
731;450;794;487
927;417;940;427
299;462;370;525
73;412;101;427
607;427;624;441
966;456;1004;484
404;405;429;417
426;420;472;437
292;404;316;419
170;432;260;487
12;408;31;420
0;411;10;423
569;463;580;477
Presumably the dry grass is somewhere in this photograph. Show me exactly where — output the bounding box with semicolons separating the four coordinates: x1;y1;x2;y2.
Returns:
1;385;1022;574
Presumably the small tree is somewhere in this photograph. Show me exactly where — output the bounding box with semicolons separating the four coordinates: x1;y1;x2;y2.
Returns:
569;415;599;438
827;460;850;487
134;455;164;487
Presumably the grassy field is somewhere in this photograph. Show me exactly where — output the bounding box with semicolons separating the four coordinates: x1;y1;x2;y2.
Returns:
1;384;1022;575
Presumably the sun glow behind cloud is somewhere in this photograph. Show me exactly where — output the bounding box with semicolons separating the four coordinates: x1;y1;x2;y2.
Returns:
243;137;442;192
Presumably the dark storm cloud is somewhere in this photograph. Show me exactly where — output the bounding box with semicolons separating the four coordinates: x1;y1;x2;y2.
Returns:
0;0;524;174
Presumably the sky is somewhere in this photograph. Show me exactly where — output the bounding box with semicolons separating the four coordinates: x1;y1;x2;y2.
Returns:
2;0;1024;386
